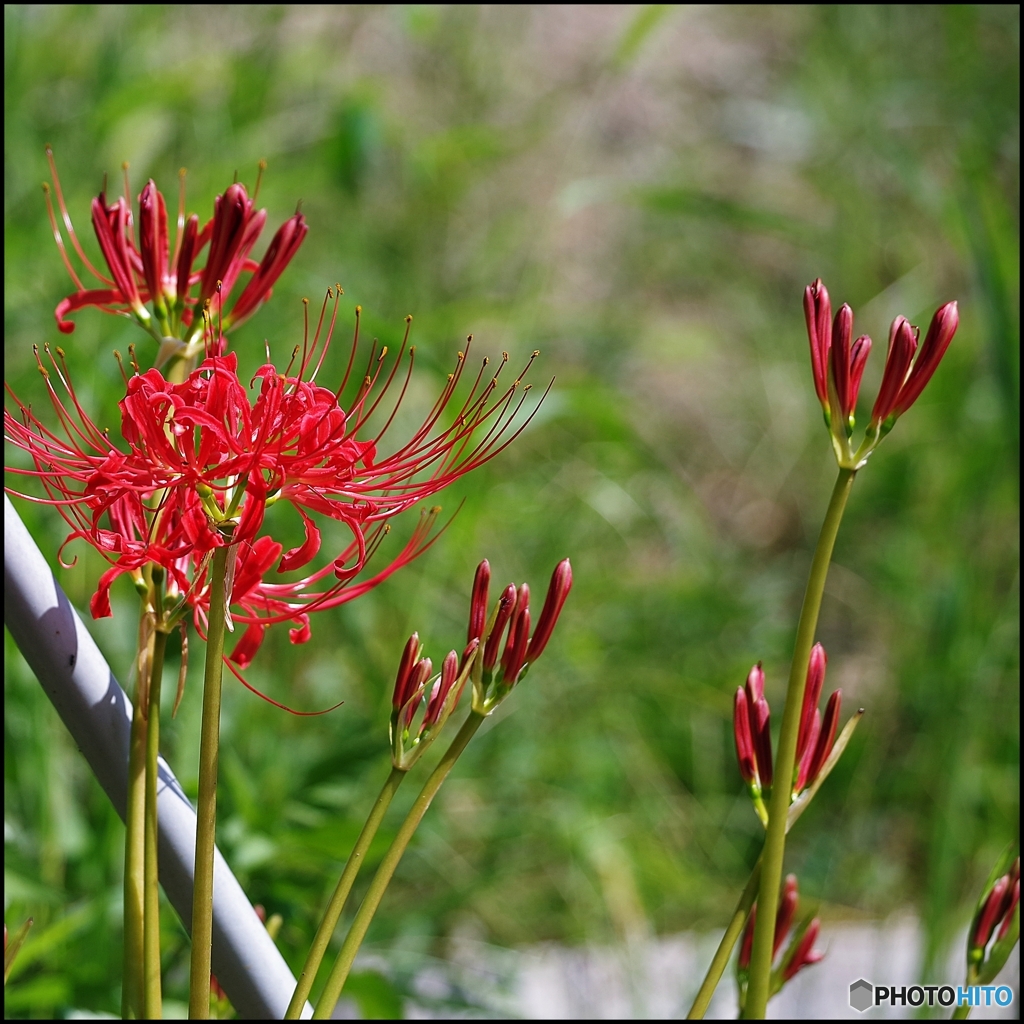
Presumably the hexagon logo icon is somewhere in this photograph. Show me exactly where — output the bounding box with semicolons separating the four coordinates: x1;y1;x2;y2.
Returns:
850;978;873;1012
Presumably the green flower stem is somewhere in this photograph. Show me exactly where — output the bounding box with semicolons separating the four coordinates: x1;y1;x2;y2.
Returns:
744;468;856;1019
284;767;407;1020
188;545;230;1019
122;615;153;1019
952;966;978;1019
686;856;762;1019
313;712;486;1020
144;628;168;1019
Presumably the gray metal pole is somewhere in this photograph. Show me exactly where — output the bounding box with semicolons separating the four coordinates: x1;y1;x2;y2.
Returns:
4;495;312;1019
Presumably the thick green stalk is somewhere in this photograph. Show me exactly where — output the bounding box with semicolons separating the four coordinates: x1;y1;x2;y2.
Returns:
144;628;168;1019
686;857;762;1019
745;468;855;1018
285;767;406;1019
188;546;230;1019
313;712;485;1019
123;680;148;1019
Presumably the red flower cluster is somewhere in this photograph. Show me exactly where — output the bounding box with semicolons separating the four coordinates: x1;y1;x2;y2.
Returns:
5;296;547;679
733;644;842;821
803;279;958;466
44;148;306;347
738;874;824;1005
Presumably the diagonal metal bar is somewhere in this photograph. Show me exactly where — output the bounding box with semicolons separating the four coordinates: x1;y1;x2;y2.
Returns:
4;495;312;1019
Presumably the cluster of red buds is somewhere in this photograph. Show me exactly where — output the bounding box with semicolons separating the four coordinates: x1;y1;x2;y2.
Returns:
737;874;824;1010
733;644;855;827
967;856;1020;981
386;557;572;764
44;148;306;363
804;279;958;469
389;634;479;769
467;557;573;714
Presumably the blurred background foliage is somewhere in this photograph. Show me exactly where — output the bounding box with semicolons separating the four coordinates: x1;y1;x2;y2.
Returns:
4;4;1019;1018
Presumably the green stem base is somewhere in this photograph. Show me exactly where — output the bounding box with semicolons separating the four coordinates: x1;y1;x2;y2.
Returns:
686;856;762;1019
313;712;485;1019
144;629;168;1019
284;767;406;1019
188;546;230;1019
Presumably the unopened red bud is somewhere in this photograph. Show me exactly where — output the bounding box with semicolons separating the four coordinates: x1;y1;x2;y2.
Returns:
733;687;758;786
739;905;757;970
745;661;765;704
468;560;491;643
392;633;420;709
871;316;918;425
804;279;832;409
176;213;199;301
504;583;530;662
501;604;531;684
199;183;251;306
751;696;773;789
425;650;459;725
795;708;822;794
848;335;872;414
483;584;517;671
830;303;855;419
805;689;841;788
797;644;827;766
893;301;959;417
460;637;480;673
974;875;1011;950
528;558;573;661
782;919;824;981
229;211;308;326
774;875;799;957
404;656;432;726
997;879;1020;942
138;180;169;305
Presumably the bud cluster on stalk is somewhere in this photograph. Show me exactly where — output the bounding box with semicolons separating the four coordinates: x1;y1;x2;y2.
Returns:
803;278;959;469
733;643;862;828
736;873;824;1012
389;633;479;770
966;854;1020;983
467;557;573;714
386;556;572;765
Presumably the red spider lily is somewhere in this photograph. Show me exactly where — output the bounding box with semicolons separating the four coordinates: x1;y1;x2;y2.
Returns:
737;874;823;1009
44;148;306;347
5;296;549;697
470;557;573;713
803;279;958;467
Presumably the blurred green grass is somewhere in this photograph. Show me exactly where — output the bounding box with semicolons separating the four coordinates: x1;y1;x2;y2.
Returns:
4;4;1018;1017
